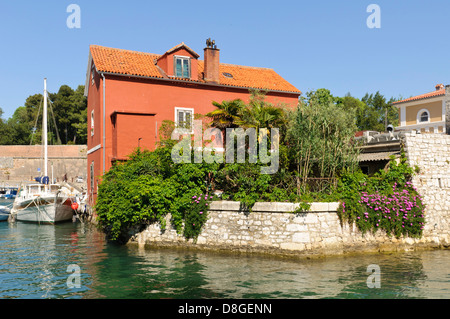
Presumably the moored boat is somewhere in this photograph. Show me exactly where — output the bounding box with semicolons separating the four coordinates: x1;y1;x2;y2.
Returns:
0;187;18;199
11;184;75;224
10;79;76;224
0;205;10;222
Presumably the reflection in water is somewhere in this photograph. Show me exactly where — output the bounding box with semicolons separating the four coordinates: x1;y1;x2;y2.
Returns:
0;221;449;299
0;222;105;299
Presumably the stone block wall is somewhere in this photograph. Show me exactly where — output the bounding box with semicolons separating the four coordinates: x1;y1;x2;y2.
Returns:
132;200;448;258
403;132;450;245
0;145;87;183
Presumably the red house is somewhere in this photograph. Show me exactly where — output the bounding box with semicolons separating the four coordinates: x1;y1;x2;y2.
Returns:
84;40;301;205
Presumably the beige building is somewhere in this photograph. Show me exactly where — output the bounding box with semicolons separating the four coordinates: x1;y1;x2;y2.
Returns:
394;84;449;134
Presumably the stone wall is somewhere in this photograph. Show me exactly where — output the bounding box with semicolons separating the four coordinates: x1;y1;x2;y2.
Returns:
130;133;450;258
0;145;87;183
132;201;448;258
446;85;450;134
403;132;450;245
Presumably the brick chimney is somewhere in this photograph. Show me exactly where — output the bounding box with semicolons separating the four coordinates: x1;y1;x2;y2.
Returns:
436;83;444;91
204;38;220;83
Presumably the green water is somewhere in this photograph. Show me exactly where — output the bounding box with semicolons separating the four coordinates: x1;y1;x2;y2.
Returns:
0;218;449;299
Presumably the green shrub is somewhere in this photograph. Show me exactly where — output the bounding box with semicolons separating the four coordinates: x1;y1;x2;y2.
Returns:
183;194;214;240
95;147;218;242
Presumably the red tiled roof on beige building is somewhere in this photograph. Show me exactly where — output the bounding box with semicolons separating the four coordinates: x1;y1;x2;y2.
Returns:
393;84;445;105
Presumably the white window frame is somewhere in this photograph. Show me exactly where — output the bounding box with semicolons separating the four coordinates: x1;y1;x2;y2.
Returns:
174;107;194;134
174;55;191;78
91;110;95;136
417;108;430;124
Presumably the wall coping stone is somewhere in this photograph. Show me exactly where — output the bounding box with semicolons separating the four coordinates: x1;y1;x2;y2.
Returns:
208;201;340;213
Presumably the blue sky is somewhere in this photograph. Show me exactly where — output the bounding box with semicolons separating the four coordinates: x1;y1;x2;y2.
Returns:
0;0;449;119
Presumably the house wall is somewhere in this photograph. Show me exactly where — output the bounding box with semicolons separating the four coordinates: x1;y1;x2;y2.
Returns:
86;67;104;206
396;95;447;133
102;75;298;172
405;101;442;125
112;113;156;159
87;148;102;207
87;67;103;149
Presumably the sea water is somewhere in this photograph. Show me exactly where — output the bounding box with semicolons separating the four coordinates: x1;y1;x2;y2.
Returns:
0;218;449;299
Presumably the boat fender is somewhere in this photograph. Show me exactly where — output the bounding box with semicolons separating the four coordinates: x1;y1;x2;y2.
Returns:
71;203;79;211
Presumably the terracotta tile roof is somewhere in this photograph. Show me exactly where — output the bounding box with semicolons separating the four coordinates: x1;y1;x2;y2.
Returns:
197;61;300;93
90;45;301;94
90;45;163;78
393;88;445;105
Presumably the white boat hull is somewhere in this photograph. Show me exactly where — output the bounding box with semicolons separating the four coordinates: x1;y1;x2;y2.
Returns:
13;196;74;224
0;206;10;222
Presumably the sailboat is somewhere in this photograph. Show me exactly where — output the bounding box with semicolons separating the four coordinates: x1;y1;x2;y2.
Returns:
11;79;75;224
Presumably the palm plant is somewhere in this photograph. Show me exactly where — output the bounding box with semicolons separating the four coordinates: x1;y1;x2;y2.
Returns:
205;99;246;131
239;103;285;131
208;91;287;130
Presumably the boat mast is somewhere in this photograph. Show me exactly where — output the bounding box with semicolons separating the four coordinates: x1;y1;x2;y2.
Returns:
43;78;48;178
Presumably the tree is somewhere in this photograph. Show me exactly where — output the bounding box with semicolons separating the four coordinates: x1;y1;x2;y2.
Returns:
286;89;360;191
6;106;34;145
237;90;287;132
207;90;288;134
341;93;380;131
361;91;398;132
49;85;87;144
305;88;340;107
0;84;87;145
0;108;14;145
206;99;246;132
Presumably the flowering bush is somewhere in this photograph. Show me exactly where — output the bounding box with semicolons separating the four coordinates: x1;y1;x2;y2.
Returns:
337;153;426;238
183;194;214;240
352;182;425;238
